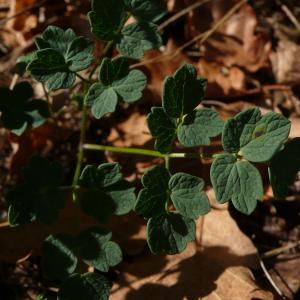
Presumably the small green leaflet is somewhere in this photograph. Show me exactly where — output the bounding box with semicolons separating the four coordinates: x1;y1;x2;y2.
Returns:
169;173;210;219
6;155;64;226
78;227;122;272
135;165;170;218
136;166;210;219
210;154;263;215
42;234;78;281
85;57;147;119
15;52;35;75
222;108;291;162
269;138;300;199
116;22;162;59
89;0;126;41
79;162;135;223
178;108;224;147
162;64;207;118
58;273;110;300
123;0;167;22
147;107;177;154
28;26;94;91
0;82;50;136
147;213;196;254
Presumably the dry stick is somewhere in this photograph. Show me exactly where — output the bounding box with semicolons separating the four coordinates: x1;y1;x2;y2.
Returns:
281;4;300;32
0;0;49;26
261;240;300;259
157;0;211;32
131;0;248;69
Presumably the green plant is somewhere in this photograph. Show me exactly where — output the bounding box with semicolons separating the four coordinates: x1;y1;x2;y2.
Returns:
2;1;300;299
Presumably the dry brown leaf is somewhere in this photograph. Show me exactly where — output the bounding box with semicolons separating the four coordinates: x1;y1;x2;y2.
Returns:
111;190;274;300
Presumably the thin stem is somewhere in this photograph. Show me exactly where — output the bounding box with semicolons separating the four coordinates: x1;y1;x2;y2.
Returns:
72;105;88;195
165;155;170;170
83;143;214;159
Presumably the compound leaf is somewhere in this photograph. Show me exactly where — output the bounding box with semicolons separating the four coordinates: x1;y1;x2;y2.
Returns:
210;154;263;215
117;22;162;59
58;273;110;300
162;64;207;118
147;107;177;154
135;166;170;218
42;233;77;281
222;108;291;162
269;138;300;198
169;173;210;219
178;108;224;147
78;227;122;272
88;0;126;41
147;213;195;254
0;82;50;135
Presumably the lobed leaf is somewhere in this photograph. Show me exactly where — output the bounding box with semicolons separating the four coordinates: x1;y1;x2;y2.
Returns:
169;173;210;219
147;213;195;254
210;154;263;215
222;108;291;162
269;138;300;198
42;234;77;281
0;82;50;135
116;22;162;59
178;108;224;147
147;107;177;154
58;273;110;300
135;166;170;218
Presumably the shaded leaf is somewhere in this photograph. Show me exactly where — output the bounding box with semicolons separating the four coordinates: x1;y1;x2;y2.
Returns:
147;213;195;254
147;107;177;154
269;138;300;198
42;233;77;280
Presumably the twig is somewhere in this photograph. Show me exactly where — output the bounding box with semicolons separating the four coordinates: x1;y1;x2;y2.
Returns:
281;4;300;32
0;0;49;26
9;74;19;89
261;241;300;259
131;0;248;69
259;258;287;299
157;0;211;31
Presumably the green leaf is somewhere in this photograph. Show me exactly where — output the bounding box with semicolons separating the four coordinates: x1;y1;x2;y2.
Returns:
15;52;35;75
29;26;93;90
78;227;122;272
147;107;177;154
222;108;291;162
6;155;64;226
58;273;110;300
27;49;75;91
162;64;207;118
124;0;167;22
116;22;162;59
88;0;126;41
135;166;170;218
269;138;300;198
210;154;263;215
41;234;77;280
147;213;195;254
178;108;224;147
0;82;50;135
169;173;210;219
79;163;135;223
85;56;146;119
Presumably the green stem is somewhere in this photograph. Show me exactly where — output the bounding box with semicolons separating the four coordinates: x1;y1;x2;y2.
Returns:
83;143;214;159
72;105;88;194
165;155;170;170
